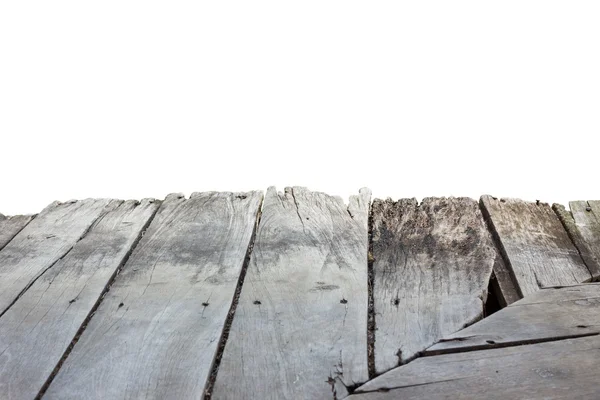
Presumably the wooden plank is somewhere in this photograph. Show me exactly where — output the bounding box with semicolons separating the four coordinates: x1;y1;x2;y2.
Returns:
480;195;591;297
371;197;496;374
44;191;262;400
425;283;600;355
211;187;371;399
0;199;158;400
0;213;34;250
0;199;115;314
349;335;600;399
555;201;600;280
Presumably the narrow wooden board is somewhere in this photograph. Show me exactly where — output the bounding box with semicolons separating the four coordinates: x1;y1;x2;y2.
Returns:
0;213;34;250
349;335;600;399
44;191;262;400
211;187;371;399
425;283;600;354
0;199;158;400
371;197;496;374
480;196;591;297
0;199;115;315
555;201;600;280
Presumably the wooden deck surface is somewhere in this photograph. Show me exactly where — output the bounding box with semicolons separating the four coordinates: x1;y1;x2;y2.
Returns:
1;190;599;399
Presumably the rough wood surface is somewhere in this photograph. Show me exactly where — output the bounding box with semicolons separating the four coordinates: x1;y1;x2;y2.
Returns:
211;187;371;400
425;283;600;355
349;335;600;399
556;201;600;280
0;213;34;250
0;199;158;400
0;199;114;315
371;197;496;374
44;192;262;400
480;196;591;297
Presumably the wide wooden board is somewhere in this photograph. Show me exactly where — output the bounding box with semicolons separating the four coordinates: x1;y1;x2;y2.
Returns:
556;201;600;280
44;191;262;400
0;199;114;315
426;283;600;354
211;187;371;400
349;335;600;399
480;196;591;297
0;213;34;250
0;199;158;400
371;197;497;373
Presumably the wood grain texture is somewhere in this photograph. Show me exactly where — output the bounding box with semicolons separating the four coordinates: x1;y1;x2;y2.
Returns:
425;283;600;355
211;187;371;400
44;191;262;400
0;213;34;250
371;197;496;374
556;201;600;280
0;199;115;315
0;199;158;400
480;196;591;297
349;335;600;400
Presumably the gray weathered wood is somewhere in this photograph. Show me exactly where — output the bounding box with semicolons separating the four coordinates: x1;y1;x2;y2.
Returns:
480;196;591;297
555;201;600;280
0;199;115;315
425;283;600;355
0;213;34;250
371;197;496;374
349;335;600;399
211;187;371;400
0;199;158;400
44;191;262;400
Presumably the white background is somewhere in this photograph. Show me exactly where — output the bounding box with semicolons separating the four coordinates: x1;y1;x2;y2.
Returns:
1;1;598;215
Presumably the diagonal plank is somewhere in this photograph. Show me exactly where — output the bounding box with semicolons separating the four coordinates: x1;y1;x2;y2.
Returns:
349;335;600;399
425;283;600;355
0;199;115;315
480;196;591;297
0;199;158;400
371;197;497;374
44;191;262;400
554;201;600;280
0;213;34;250
211;187;371;400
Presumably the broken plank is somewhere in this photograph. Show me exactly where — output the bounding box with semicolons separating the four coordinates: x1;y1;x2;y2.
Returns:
0;199;158;400
371;197;497;374
0;213;34;250
556;201;600;280
44;191;262;400
425;283;600;355
0;199;115;315
349;335;600;399
480;196;590;297
211;187;371;399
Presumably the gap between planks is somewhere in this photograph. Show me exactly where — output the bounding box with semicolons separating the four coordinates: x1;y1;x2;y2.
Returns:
203;197;264;400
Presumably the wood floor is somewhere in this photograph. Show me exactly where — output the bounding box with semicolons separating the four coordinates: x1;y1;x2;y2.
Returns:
1;189;599;399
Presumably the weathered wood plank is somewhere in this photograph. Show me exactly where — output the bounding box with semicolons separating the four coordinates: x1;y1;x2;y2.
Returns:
371;197;496;374
0;199;158;400
425;283;600;355
211;187;371;399
555;201;600;280
0;199;115;314
349;335;600;399
480;196;591;297
44;191;262;400
0;213;34;250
